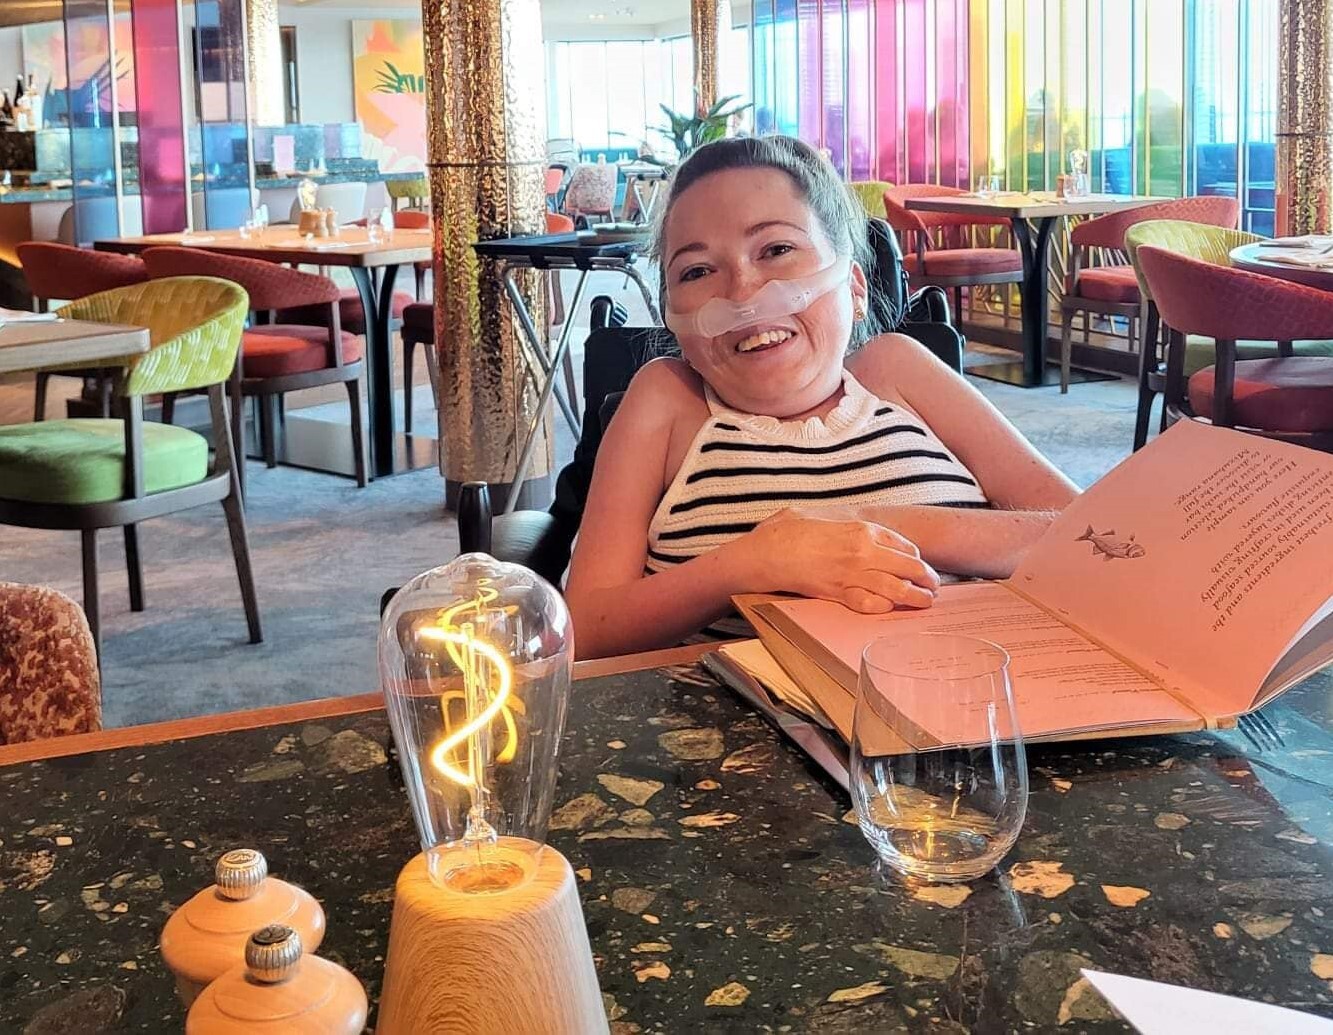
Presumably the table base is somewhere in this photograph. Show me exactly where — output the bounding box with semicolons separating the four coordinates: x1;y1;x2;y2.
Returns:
966;359;1118;388
261;414;437;480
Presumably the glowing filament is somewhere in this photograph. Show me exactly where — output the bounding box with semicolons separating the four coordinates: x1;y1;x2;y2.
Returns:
419;583;519;791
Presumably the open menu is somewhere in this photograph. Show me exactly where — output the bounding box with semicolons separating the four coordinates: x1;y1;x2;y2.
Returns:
735;420;1333;748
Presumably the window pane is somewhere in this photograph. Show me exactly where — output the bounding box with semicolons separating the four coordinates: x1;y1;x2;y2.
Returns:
568;42;610;148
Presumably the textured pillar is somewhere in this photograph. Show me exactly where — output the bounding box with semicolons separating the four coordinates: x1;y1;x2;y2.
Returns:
244;0;284;127
424;0;549;504
1276;0;1333;234
691;0;720;115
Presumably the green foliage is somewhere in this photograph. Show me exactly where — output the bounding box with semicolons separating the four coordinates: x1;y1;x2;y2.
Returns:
655;94;752;160
373;61;425;94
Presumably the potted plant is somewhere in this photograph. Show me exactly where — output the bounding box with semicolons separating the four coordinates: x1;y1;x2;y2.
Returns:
655;94;753;162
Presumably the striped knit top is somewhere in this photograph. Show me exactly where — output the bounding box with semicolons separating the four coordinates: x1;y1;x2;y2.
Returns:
646;369;989;572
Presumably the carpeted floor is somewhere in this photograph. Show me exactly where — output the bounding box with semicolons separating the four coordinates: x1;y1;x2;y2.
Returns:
0;289;1151;727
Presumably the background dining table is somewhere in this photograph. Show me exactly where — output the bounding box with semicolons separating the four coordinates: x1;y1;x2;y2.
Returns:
904;193;1166;388
2;645;1330;1032
95;228;434;479
1230;240;1333;293
0;317;148;376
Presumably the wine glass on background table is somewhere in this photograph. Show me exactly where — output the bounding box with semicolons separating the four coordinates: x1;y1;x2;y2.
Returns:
851;633;1027;883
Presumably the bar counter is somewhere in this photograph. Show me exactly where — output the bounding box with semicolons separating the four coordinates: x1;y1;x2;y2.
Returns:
2;653;1331;1031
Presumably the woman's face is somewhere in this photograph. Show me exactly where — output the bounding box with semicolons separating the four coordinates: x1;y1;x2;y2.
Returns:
662;167;868;418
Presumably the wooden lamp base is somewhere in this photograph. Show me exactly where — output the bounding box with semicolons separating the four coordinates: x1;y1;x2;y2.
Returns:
377;839;608;1035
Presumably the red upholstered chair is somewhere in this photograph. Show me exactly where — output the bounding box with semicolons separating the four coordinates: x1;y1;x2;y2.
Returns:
17;242;149;420
141;248;369;486
1136;246;1333;449
882;185;1023;334
1058;196;1240;394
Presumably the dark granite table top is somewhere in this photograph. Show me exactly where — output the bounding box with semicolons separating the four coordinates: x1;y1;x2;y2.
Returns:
2;664;1332;1033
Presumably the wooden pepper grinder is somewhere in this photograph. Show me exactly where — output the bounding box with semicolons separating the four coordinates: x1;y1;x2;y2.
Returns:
186;924;367;1034
161;849;326;1007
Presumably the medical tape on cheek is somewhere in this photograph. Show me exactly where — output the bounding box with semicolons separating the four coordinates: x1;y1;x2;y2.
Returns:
665;260;851;339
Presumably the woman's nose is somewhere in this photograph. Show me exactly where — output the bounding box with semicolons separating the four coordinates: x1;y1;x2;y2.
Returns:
723;265;766;303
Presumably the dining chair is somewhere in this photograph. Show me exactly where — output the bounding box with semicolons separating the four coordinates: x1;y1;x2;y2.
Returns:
848;180;895;218
0;278;261;659
17;241;149;420
1123;220;1333;449
142;248;369;488
882;184;1022;335
1136;246;1333;450
0;582;101;744
561;163;618;226
385;175;428;212
289;182;370;225
1058;196;1240;394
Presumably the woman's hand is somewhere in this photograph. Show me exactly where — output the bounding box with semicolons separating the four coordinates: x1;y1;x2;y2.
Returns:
743;507;940;612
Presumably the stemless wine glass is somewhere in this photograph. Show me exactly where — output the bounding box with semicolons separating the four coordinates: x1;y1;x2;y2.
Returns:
851;633;1027;883
975;174;1002;198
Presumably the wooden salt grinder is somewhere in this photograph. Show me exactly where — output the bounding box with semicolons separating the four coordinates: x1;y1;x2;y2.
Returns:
160;849;326;1007
186;924;367;1034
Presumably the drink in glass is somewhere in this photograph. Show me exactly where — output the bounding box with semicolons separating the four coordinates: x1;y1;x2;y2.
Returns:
851;633;1027;883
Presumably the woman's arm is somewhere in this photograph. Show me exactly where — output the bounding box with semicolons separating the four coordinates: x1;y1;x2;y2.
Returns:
843;334;1081;577
565;360;757;658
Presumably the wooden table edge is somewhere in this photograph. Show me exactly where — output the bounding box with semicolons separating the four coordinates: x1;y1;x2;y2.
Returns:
92;237;431;268
0;323;150;375
0;641;719;767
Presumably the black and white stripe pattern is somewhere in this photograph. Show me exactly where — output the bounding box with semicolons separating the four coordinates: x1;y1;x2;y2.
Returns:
646;370;988;573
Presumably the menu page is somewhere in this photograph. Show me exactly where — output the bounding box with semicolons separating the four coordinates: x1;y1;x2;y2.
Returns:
1011;421;1333;717
770;583;1200;746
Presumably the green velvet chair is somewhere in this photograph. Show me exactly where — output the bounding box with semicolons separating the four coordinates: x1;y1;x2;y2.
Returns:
0;277;262;660
1125;219;1333;450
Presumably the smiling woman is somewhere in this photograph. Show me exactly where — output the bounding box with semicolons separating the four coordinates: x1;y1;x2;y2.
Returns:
563;136;1080;659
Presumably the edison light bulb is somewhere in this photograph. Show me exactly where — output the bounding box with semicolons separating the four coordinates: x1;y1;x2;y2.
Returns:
378;554;573;892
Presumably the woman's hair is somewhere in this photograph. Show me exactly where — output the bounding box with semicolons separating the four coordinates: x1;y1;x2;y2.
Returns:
651;135;881;347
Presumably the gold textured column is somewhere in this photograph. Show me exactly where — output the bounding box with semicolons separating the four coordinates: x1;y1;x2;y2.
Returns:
1276;0;1333;234
424;0;549;502
244;0;285;127
691;0;720;115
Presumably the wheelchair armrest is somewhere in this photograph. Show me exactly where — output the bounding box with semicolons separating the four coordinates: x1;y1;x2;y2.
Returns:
907;285;952;325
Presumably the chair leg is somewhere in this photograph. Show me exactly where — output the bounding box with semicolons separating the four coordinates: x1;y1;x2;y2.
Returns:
1133;305;1161;452
33;372;50;421
81;529;101;661
98;377;113;418
161;393;176;425
229;376;246;503
258;394;278;468
423;343;440;412
124;524;145;612
220;490;263;644
347;378;369;488
952;286;964;330
1278;339;1294;358
1059;309;1074;395
403;336;416;432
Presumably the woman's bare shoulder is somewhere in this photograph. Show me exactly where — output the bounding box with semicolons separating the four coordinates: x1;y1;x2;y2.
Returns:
617;356;710;423
846;332;946;400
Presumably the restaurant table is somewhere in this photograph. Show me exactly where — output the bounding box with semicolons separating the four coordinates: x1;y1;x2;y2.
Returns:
95;228;434;479
0;317;148;375
472;230;661;513
3;645;1331;1032
904;193;1165;388
1230;241;1333;293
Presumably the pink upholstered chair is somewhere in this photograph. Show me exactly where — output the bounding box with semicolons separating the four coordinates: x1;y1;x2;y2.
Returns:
17;242;149;420
1136;246;1333;450
561;162;618;225
142;248;369;486
882;185;1023;333
0;582;101;744
1058;196;1240;393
